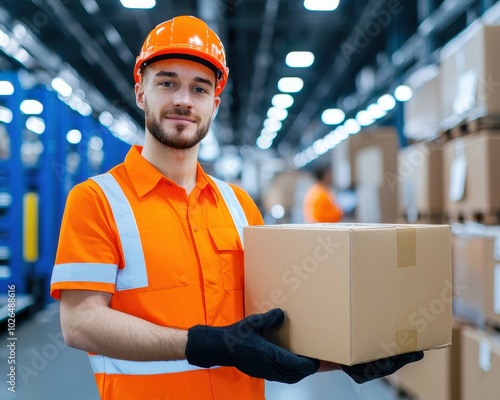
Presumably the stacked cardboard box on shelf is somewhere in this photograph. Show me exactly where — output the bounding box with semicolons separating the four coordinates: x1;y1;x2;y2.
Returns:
394;17;500;400
442;131;500;221
461;327;500;400
398;141;444;223
451;234;496;325
386;319;471;400
440;22;500;131
332;127;398;223
404;66;442;141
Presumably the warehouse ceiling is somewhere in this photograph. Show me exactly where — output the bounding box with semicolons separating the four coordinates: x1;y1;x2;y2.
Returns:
0;0;496;160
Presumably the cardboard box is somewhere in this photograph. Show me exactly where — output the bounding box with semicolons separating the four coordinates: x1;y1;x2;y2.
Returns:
440;22;500;130
333;127;398;190
387;319;469;400
484;253;500;329
461;327;500;400
452;234;496;324
356;183;398;223
443;131;500;217
244;223;452;365
404;66;442;140
398;142;444;220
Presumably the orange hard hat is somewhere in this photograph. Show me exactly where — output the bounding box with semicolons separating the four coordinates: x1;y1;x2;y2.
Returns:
134;15;229;96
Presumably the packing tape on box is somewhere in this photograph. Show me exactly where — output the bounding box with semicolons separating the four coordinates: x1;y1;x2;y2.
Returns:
397;226;417;268
396;329;418;353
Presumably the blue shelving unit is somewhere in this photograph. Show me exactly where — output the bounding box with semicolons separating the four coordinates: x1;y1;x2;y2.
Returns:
0;72;34;317
0;71;133;315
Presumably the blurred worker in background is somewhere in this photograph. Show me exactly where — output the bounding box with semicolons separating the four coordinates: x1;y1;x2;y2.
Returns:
49;15;422;400
303;164;343;223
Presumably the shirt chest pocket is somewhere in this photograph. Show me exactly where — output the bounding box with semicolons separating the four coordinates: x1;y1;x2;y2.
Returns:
208;226;244;291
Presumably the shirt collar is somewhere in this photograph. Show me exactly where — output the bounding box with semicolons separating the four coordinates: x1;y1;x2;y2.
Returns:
125;145;219;200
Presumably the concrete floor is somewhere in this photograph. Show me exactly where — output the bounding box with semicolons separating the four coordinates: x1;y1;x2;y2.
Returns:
0;303;402;400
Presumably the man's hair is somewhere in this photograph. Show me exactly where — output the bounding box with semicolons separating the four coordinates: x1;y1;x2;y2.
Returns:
312;165;331;182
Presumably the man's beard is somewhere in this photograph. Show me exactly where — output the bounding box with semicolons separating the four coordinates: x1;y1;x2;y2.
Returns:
146;107;210;150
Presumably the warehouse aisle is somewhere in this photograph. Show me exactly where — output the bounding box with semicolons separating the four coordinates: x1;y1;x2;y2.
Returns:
0;303;401;400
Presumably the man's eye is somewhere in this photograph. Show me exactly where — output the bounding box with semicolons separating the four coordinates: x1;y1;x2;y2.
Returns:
194;87;208;94
160;81;173;87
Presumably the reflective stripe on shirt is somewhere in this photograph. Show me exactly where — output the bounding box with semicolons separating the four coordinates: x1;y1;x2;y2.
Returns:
90;174;148;291
50;263;118;285
89;355;219;375
209;175;248;249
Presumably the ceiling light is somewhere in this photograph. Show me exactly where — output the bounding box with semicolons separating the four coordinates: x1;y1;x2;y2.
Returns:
286;51;314;68
334;125;349;140
13;23;27;40
120;0;155;9
267;107;288;121
256;136;272;150
99;111;114;127
263;118;282;132
0;29;10;48
356;110;375;127
321;108;345;125
304;0;340;11
377;94;396;111
78;102;93;117
394;85;413;102
277;77;303;93
0;107;13;123
367;103;387;119
0;81;14;96
271;94;294;108
25;117;45;134
51;77;73;98
66;129;82;144
20;100;43;115
344;119;361;135
313;138;328;155
89;136;103;151
261;129;278;140
271;204;285;219
13;48;31;65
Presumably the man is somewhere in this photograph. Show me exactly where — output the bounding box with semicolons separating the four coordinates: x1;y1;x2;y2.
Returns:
303;164;343;223
50;15;422;400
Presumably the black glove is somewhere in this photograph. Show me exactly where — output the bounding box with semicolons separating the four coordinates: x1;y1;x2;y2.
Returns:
342;351;424;384
185;308;320;383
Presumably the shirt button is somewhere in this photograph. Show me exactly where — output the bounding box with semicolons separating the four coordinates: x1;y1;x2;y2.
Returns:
193;226;198;232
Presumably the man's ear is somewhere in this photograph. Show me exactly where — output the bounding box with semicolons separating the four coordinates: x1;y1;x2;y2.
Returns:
211;97;221;120
135;82;145;111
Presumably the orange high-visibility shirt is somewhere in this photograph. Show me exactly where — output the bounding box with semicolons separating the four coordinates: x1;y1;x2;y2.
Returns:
50;145;265;400
303;183;343;223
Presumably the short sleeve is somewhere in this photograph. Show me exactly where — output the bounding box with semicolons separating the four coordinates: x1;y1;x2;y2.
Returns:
50;181;121;300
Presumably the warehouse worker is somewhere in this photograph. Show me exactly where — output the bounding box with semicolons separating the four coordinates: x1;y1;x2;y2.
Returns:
303;164;343;223
50;15;423;400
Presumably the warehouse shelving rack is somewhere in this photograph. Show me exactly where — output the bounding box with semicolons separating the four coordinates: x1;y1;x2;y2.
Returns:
0;71;131;320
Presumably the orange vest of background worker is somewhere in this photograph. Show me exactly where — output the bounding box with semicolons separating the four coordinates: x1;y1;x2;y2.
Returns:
303;165;343;223
50;15;324;400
